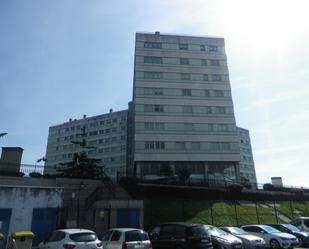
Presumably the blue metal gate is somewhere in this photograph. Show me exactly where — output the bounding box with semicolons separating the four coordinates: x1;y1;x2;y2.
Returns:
31;208;58;246
0;208;12;249
116;208;140;228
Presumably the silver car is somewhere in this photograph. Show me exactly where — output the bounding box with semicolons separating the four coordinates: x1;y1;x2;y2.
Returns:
102;228;151;249
204;225;243;249
221;227;266;249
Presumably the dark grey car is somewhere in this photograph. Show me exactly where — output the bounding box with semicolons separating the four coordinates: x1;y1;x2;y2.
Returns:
149;222;213;249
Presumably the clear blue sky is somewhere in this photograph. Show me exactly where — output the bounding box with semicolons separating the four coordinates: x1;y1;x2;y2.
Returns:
1;0;309;186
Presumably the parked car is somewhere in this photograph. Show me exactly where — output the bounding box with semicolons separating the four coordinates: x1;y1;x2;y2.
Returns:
148;222;213;249
38;229;102;249
290;217;309;232
204;225;242;249
267;223;309;247
221;227;266;249
102;228;151;249
242;225;299;249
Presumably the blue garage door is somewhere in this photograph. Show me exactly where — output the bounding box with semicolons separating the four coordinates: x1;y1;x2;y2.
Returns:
0;208;12;249
31;208;58;246
116;208;140;228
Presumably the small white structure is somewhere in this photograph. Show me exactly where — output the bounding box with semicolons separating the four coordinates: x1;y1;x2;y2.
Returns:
271;177;283;187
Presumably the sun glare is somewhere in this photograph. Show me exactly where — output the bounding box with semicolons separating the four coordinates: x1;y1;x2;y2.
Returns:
218;0;309;53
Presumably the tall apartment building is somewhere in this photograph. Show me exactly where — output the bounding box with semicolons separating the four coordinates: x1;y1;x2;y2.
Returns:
129;32;241;179
237;127;257;184
44;110;127;180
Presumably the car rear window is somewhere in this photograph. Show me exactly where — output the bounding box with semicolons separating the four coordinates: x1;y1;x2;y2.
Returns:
69;233;97;242
125;231;149;242
189;226;209;236
304;219;309;227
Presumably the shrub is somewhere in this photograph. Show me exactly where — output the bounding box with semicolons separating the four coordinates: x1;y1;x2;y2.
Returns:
226;183;243;193
29;172;42;178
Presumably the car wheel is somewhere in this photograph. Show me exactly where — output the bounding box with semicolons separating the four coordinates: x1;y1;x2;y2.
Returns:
270;239;280;249
174;245;184;249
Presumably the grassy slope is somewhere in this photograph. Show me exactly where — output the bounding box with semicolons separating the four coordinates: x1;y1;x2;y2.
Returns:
144;200;285;229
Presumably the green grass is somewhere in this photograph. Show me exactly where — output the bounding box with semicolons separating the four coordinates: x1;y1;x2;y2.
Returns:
143;200;285;229
275;201;309;219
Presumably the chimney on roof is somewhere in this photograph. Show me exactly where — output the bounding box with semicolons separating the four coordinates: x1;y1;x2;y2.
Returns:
155;31;160;35
83;115;87;119
109;109;113;113
69;118;72;122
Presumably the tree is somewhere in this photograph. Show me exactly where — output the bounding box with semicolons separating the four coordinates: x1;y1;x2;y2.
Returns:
176;167;190;182
58;152;103;179
240;176;252;189
159;164;173;176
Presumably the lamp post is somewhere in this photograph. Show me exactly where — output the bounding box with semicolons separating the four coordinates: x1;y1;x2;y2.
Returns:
77;181;85;227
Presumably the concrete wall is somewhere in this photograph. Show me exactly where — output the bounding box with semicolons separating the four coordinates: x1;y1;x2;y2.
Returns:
0;185;62;235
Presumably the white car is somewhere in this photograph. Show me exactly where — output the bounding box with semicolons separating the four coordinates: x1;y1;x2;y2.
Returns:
221;227;266;249
242;225;299;249
102;228;151;249
39;229;103;249
290;217;309;232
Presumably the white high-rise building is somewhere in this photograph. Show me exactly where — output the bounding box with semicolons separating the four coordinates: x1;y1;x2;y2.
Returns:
129;32;241;179
44;110;127;180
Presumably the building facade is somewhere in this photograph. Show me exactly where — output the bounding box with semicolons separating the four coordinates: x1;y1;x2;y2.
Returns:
237;127;257;184
129;32;241;180
44;110;127;180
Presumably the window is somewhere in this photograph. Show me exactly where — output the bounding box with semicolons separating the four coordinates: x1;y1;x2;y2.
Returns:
145;122;164;131
70;233;97;242
209;45;218;52
183;106;193;113
205;90;210;97
105;137;110;143
144;42;162;49
184;123;194;131
200;45;206;51
125;231;149;242
214;90;224;97
201;59;207;66
112;118;117;123
208;124;214;131
112;128;117;133
216;107;226;114
175;142;186;150
111;137;117;142
120;136;125;140
203;74;209;81
217;124;228;131
71;127;75;131
105;129;110;133
179;43;188;50
181;73;190;80
90;122;98;127
180;58;189;65
145;141;165;150
102;231;113;241
206;107;212;114
212;74;222;81
210;59;220;66
154;105;164;112
144;56;163;64
182;89;191;96
110;231;122;241
99;130;104;134
174;226;186;237
89;131;98;136
47;231;66;242
144;88;163;95
191;142;200;150
106;119;111;124
100;120;105;125
144;71;163;79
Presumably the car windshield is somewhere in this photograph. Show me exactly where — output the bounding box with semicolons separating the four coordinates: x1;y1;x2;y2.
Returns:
283;224;300;232
69;233;97;242
206;226;228;236
189;226;210;236
262;226;280;234
226;227;248;235
125;231;149;242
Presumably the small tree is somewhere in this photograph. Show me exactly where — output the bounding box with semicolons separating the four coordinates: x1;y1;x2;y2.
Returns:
240;176;251;189
159;164;173;176
177;167;190;182
58;152;103;179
